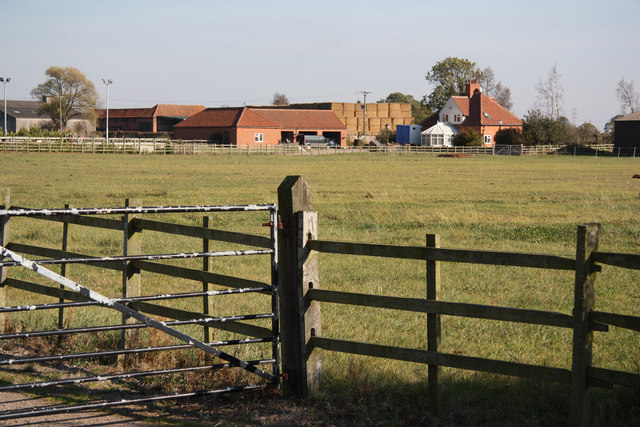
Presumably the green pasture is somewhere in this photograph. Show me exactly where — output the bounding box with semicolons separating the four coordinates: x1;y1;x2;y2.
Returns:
1;153;639;424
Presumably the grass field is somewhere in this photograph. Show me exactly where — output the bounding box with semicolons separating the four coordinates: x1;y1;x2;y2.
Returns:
1;153;639;425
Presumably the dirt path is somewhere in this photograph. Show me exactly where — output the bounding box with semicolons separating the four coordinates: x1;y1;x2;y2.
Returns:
0;392;166;426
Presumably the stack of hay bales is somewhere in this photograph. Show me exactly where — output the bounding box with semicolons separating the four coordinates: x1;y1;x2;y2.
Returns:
287;102;413;137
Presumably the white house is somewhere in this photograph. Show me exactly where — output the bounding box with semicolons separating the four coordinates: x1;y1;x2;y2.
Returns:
419;79;522;147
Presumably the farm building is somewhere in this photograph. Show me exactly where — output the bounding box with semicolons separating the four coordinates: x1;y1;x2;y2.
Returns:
0;100;95;135
614;111;640;150
420;79;522;146
258;102;413;139
173;107;347;146
96;104;205;134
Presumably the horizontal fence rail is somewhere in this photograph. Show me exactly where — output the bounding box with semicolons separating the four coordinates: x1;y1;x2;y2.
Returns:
307;239;577;270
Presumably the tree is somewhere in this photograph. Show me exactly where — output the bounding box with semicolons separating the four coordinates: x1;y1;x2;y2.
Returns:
272;92;289;106
452;128;483;147
494;128;525;145
424;57;484;111
378;92;432;123
478;67;513;110
616;77;640;115
30;66;99;129
522;109;566;145
536;63;564;119
575;122;599;146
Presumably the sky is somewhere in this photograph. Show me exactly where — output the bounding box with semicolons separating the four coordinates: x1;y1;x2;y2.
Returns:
2;0;639;130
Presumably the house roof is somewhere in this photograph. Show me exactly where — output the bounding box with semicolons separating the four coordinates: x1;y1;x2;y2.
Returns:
176;107;347;130
615;111;640;121
175;108;244;128
421;121;459;136
252;108;345;130
153;104;206;118
451;97;470;116
420;89;521;130
0;100;47;119
237;108;281;128
97;104;205;120
99;107;155;119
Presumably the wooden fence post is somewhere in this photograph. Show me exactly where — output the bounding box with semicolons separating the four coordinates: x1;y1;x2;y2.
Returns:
570;223;600;426
0;189;10;333
120;198;142;352
426;233;441;415
277;176;322;397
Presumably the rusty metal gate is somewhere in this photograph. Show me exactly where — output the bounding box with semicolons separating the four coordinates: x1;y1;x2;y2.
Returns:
0;203;279;420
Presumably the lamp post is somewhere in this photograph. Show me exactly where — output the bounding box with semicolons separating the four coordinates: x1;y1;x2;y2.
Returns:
102;78;112;145
0;77;10;136
358;90;371;137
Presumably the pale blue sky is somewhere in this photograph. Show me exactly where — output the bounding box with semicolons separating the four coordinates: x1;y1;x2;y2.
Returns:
2;0;639;129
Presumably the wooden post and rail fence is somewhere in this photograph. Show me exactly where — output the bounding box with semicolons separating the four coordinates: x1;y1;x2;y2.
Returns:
276;176;640;427
1;177;639;425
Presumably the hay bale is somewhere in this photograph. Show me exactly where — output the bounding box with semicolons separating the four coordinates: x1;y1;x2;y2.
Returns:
376;104;390;117
343;103;356;111
380;118;393;127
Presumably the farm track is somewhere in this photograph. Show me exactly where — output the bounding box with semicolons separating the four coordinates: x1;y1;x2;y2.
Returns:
0;391;161;426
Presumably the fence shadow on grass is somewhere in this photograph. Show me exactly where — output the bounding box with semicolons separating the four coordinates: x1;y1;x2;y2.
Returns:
319;367;639;426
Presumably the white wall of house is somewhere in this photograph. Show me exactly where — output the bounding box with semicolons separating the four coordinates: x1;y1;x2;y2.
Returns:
439;99;464;124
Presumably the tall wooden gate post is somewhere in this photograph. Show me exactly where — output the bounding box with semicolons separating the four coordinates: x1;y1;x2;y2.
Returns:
570;223;600;427
0;189;9;333
277;176;322;397
426;234;441;415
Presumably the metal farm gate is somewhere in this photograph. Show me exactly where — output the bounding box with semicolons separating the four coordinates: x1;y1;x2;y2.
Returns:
0;203;279;420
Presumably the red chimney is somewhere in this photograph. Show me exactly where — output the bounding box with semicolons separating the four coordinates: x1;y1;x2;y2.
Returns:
465;79;481;97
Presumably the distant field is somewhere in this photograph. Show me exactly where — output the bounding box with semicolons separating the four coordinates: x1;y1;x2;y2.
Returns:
1;153;639;424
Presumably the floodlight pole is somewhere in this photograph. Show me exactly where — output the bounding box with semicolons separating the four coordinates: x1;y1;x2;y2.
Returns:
358;91;371;137
59;95;63;133
0;77;10;136
102;78;112;145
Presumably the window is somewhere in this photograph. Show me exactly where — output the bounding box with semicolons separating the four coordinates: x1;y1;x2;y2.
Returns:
442;114;449;122
254;133;263;143
454;114;462;122
484;135;492;145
